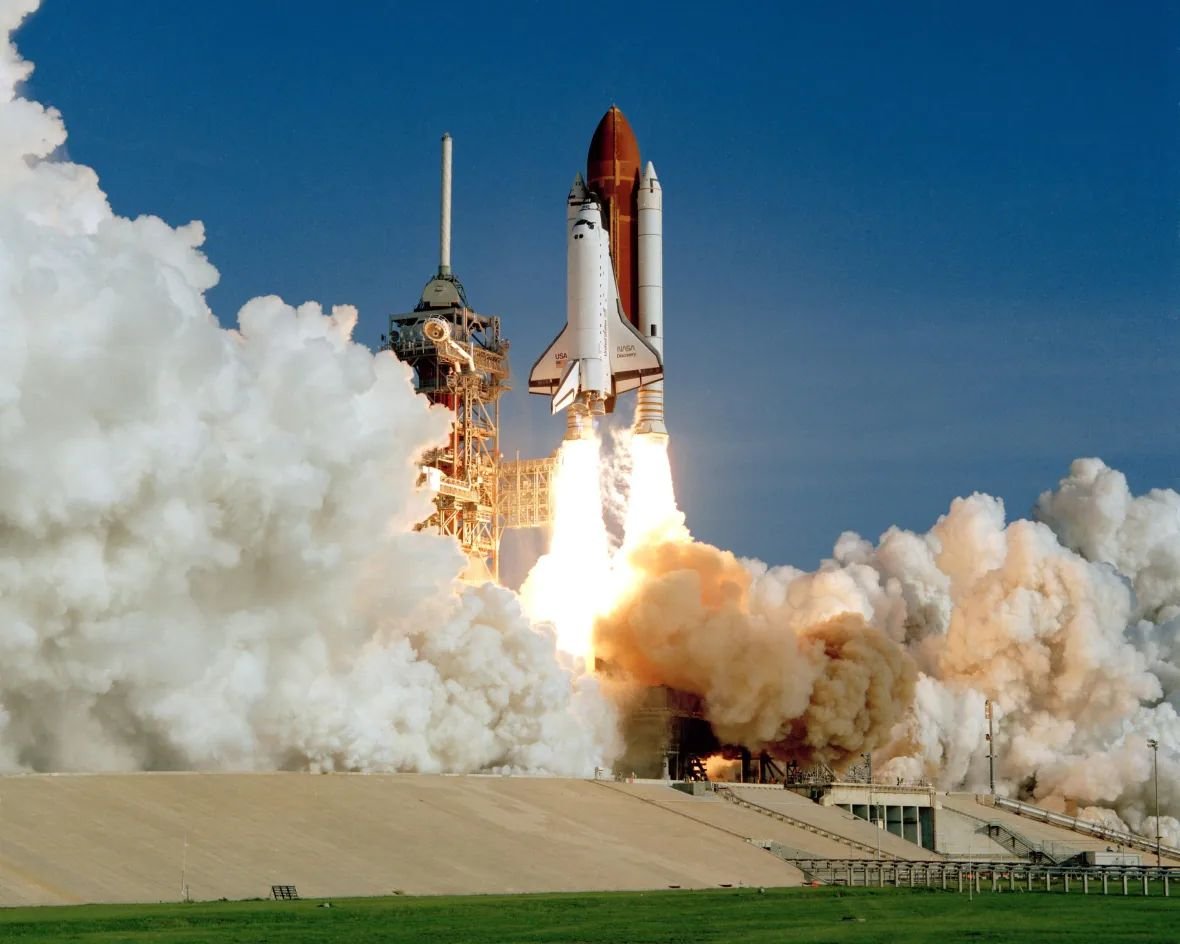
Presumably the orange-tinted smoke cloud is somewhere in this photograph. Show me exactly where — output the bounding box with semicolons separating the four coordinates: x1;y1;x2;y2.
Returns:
595;539;917;768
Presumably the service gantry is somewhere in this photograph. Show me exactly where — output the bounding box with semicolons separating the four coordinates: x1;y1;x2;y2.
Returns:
385;134;554;581
384;134;514;580
386;277;509;581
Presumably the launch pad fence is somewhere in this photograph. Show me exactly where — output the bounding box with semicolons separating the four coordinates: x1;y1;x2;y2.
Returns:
790;858;1180;896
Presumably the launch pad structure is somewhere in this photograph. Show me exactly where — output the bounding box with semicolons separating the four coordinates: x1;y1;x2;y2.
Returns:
384;134;554;582
612;684;789;783
388;121;715;780
385;288;511;580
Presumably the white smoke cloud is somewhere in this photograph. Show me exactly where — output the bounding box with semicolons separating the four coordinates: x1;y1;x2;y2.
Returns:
728;466;1180;843
0;2;611;775
1037;459;1180;620
601;455;1180;842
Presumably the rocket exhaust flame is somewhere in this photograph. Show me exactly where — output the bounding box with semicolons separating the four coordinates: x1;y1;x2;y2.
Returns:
620;432;686;550
520;437;612;670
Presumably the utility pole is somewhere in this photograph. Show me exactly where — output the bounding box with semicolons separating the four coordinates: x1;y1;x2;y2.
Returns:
1148;738;1161;867
985;700;996;795
180;832;189;902
863;751;880;860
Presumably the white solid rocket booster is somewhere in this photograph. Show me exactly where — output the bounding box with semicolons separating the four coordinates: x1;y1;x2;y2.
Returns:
634;161;666;437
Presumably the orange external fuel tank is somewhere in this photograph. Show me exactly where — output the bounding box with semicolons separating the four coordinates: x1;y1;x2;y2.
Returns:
586;106;641;327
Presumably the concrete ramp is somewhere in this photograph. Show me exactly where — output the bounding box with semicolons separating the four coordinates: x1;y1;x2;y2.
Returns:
728;786;942;860
603;782;881;859
0;773;801;906
940;794;1180;866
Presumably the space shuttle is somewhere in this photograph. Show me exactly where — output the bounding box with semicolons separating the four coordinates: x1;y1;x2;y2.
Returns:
528;174;663;438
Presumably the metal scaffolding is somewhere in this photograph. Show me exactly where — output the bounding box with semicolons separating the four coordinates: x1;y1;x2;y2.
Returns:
384;133;561;581
386;273;509;581
500;455;557;530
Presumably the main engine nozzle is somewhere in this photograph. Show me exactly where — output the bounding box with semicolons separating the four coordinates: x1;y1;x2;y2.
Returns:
423;318;450;342
564;406;594;441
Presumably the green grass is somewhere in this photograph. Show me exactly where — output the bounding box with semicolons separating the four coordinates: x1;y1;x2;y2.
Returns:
0;886;1176;944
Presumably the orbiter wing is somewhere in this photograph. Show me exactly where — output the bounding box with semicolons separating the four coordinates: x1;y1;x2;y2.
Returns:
606;297;662;396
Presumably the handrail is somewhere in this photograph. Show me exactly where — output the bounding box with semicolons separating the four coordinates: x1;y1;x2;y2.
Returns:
715;786;902;860
790;857;1180;876
993;797;1180;860
985;821;1058;864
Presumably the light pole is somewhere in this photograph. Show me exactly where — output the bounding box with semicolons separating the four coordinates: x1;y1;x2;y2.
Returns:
862;751;880;859
985;700;996;795
1148;738;1161;867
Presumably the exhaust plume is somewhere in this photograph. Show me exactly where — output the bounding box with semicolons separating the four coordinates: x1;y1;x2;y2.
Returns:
602;443;1179;842
519;437;612;670
595;537;918;768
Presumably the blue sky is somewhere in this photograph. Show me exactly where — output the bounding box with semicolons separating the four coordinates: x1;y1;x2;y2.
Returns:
16;2;1180;581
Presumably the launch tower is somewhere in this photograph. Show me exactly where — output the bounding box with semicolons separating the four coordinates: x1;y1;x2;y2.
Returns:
386;134;511;581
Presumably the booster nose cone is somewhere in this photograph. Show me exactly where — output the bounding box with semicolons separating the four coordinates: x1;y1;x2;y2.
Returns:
638;161;662;214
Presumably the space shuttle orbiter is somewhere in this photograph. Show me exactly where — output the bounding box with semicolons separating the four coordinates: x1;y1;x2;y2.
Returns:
528;174;663;438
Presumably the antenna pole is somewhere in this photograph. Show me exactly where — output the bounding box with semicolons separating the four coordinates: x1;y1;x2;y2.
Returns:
439;133;452;277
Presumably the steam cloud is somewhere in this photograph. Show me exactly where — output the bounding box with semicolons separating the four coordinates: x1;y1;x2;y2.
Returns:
0;2;612;775
598;445;1179;844
596;540;917;767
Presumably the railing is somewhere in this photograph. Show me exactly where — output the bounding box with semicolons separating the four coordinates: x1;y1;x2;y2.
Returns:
783;761;931;789
790;858;1180;895
993;797;1180;860
985;821;1058;864
715;786;900;860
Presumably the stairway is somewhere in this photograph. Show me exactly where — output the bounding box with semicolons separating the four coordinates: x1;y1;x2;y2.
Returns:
714;786;900;860
984;822;1058;864
993;797;1180;861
